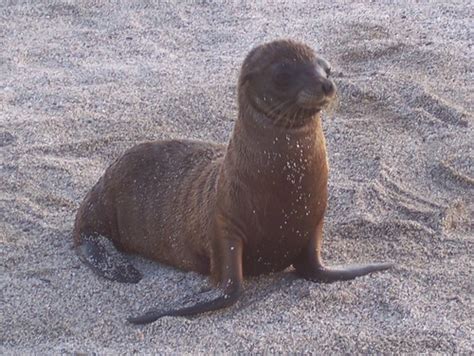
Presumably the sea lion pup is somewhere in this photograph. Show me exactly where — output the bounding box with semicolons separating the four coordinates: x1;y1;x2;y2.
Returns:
73;39;392;325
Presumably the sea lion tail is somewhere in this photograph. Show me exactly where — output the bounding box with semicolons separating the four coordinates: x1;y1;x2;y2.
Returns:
301;262;393;283
75;234;143;284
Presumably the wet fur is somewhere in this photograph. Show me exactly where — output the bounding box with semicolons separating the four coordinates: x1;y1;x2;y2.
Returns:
73;39;392;324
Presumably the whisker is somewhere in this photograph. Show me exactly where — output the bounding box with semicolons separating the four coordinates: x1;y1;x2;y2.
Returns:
276;103;295;128
268;100;290;120
271;100;293;127
288;107;301;128
280;105;296;129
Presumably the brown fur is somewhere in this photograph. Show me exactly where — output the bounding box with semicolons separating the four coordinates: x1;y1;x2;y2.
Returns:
74;39;392;324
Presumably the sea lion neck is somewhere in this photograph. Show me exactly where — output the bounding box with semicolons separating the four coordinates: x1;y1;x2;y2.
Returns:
219;103;325;186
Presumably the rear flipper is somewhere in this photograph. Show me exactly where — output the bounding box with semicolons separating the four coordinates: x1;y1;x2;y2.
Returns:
76;235;142;284
295;262;393;283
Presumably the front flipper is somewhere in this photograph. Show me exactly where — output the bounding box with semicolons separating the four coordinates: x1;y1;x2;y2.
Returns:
295;262;393;283
294;219;393;283
128;235;244;324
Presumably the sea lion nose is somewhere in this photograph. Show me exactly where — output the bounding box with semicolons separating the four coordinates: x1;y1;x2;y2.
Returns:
322;80;335;96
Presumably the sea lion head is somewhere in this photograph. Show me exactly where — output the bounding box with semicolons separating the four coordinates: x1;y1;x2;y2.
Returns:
239;39;336;128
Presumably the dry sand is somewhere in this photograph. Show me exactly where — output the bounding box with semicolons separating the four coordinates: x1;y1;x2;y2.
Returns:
1;0;473;354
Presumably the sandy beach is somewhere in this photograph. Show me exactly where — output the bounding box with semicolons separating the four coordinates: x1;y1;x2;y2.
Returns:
1;1;473;353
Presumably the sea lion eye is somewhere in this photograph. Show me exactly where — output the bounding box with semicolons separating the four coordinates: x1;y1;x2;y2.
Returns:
325;67;331;77
273;63;292;88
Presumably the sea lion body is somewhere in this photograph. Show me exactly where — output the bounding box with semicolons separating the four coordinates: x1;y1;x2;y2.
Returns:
74;120;327;277
74;140;224;275
74;39;392;323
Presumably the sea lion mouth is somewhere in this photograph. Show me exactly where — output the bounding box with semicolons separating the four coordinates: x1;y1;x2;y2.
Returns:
245;91;322;129
296;90;332;111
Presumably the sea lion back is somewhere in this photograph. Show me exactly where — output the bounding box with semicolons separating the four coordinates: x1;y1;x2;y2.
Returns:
74;139;225;281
